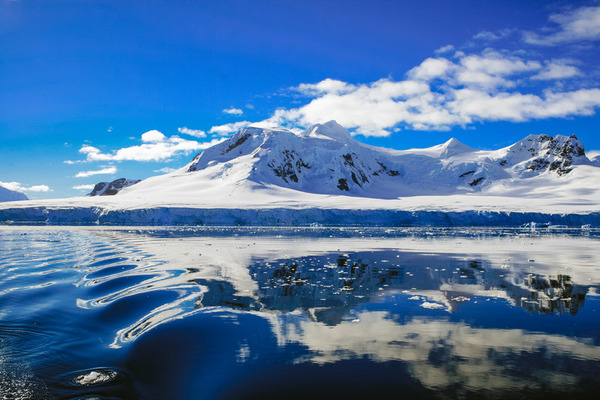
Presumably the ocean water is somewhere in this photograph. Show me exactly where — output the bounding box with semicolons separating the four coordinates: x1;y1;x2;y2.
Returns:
1;226;599;400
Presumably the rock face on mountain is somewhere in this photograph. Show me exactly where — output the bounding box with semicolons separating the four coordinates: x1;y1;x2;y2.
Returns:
89;178;140;196
494;134;588;176
0;184;28;202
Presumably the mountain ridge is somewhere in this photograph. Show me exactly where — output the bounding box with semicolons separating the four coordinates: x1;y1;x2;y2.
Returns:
120;120;594;200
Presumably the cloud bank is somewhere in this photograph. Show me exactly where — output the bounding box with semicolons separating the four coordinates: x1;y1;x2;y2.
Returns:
79;130;226;162
0;181;51;192
524;5;600;45
248;50;598;136
232;5;600;137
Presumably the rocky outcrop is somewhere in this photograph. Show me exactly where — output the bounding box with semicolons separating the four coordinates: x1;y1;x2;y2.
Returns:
89;178;141;196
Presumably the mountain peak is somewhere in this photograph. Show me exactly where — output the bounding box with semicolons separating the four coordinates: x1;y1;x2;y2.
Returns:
301;120;353;143
440;137;474;158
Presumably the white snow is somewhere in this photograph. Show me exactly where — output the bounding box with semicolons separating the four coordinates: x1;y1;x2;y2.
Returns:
0;121;599;225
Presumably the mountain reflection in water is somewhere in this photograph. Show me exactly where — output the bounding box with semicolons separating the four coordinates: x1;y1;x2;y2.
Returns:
0;227;599;399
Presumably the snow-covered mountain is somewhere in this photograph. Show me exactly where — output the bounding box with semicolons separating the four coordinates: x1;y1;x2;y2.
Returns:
0;184;28;202
119;120;596;200
1;121;599;226
89;178;140;196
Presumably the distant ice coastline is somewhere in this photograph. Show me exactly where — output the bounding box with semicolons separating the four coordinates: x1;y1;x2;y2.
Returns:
0;204;598;226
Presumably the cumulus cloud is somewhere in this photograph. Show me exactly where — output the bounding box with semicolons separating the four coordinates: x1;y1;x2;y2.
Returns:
408;57;456;82
297;78;357;96
73;184;95;190
75;166;117;178
178;127;206;138
141;130;166;143
26;185;51;192
223;107;243;115
531;62;580;80
79;130;226;162
524;5;600;45
0;181;51;192
455;53;541;89
245;49;600;136
208;121;251;136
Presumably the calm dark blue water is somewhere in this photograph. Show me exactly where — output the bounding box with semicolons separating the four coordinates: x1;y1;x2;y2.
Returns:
1;226;599;399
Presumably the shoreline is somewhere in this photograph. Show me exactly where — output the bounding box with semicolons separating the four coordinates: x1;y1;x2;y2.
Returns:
0;205;598;227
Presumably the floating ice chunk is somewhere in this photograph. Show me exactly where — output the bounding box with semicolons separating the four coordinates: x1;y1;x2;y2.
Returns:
73;369;117;386
451;296;470;302
421;302;445;309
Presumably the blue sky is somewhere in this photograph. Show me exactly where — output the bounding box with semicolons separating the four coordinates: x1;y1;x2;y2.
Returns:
1;0;600;199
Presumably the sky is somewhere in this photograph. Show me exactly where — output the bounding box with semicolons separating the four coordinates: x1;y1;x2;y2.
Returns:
1;0;600;199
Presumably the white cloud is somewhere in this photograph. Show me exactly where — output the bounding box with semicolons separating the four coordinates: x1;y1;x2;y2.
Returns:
244;48;600;136
524;5;600;45
154;167;177;174
75;166;117;178
448;88;600;123
223;107;243;115
79;130;226;162
141;130;166;143
456;52;541;90
208;121;251;136
531;62;580;80
178;127;206;138
73;184;95;190
27;185;51;192
434;44;455;55
297;78;356;96
408;57;454;81
0;181;51;192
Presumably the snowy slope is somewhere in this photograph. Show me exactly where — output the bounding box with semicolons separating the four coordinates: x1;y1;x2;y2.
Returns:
0;121;599;225
0;184;28;202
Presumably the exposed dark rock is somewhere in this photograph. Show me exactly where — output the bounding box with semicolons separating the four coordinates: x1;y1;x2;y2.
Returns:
527;158;550;171
342;153;355;167
549;161;573;176
337;178;349;191
223;132;251;154
89;178;140;196
459;171;475;178
268;150;311;184
375;161;399;176
469;177;484;187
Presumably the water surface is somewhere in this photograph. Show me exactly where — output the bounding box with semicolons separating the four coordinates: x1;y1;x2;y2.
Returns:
1;226;599;399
